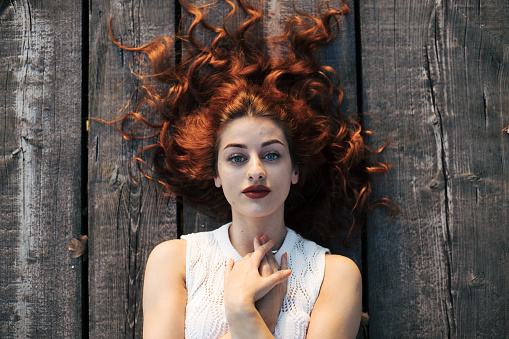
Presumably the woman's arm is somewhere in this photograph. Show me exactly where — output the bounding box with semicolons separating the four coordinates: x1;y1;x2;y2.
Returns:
220;236;289;339
143;239;187;339
254;235;289;333
306;254;362;339
143;237;286;339
223;240;291;339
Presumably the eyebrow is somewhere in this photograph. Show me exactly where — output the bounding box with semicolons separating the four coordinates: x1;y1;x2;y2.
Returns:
223;139;284;150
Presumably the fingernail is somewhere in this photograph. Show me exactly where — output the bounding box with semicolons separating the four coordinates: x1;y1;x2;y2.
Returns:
262;234;267;240
284;269;292;278
255;235;259;239
283;252;287;259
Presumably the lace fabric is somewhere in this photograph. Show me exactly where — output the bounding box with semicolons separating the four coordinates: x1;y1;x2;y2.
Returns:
181;223;329;339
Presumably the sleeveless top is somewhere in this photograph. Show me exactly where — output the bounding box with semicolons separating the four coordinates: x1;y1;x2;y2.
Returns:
181;223;329;339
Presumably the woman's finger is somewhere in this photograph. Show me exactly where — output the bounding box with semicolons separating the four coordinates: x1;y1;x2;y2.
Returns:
260;255;271;276
224;258;234;282
254;235;261;250
251;239;275;265
281;252;288;271
259;235;279;270
259;234;267;245
269;269;291;284
266;250;278;269
256;235;275;275
256;269;292;299
280;252;289;295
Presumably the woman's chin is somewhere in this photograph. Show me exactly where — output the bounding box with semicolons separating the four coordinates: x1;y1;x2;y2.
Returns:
232;205;284;220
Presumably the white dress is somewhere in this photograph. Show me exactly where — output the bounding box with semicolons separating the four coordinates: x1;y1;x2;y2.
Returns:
181;222;329;339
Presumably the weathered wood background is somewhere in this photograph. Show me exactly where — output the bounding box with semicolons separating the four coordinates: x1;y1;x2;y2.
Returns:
1;0;507;338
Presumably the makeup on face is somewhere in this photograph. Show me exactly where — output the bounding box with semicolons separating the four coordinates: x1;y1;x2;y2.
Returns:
214;117;299;219
242;185;271;199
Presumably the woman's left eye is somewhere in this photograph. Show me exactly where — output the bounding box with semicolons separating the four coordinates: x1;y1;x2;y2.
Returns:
264;153;280;161
228;155;245;163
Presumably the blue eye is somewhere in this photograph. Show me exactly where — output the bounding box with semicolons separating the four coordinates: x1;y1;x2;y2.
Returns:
228;155;245;163
265;153;280;161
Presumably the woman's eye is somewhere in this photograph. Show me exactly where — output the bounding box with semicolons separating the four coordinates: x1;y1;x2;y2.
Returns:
228;155;245;163
264;153;280;161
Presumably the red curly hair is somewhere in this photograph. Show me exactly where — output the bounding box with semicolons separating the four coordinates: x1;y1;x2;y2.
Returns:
107;0;394;246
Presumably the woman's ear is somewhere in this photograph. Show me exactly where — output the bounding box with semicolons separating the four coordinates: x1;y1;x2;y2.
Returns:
291;167;299;184
214;176;222;188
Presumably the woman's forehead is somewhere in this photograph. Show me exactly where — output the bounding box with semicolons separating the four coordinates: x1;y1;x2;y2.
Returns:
218;117;287;149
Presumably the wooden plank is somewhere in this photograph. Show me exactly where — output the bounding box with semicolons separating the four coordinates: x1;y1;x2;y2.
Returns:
0;0;83;337
264;0;361;259
362;0;509;336
428;1;509;336
272;3;364;338
181;0;232;235
88;1;177;337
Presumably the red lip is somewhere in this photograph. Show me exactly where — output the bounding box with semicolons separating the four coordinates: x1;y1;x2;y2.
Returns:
242;185;271;199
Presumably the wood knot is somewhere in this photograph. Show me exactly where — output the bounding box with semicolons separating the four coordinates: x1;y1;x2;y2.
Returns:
462;173;482;182
11;147;22;157
429;178;444;190
468;276;484;288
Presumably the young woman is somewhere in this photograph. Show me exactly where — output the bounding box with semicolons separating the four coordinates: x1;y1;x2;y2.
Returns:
109;0;393;337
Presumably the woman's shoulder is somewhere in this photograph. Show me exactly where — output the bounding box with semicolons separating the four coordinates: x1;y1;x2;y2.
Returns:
307;254;362;337
324;254;361;286
146;239;187;277
143;239;188;337
150;238;187;257
321;254;362;310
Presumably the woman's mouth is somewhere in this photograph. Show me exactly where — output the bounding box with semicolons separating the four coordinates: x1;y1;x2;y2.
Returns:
242;185;271;199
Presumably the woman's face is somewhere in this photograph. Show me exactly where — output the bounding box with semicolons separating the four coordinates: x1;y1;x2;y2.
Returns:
214;117;299;219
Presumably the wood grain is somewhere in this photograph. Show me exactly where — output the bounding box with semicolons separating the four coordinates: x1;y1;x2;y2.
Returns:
264;0;361;259
0;0;83;337
88;1;177;337
361;0;509;336
181;0;231;235
1;0;504;336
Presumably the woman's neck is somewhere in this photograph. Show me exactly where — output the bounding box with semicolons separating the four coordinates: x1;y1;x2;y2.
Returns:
228;210;287;257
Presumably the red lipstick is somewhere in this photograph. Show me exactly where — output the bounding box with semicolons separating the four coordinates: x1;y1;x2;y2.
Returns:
242;185;271;199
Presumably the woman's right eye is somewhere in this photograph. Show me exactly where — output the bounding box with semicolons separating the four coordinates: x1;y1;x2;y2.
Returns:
228;155;245;163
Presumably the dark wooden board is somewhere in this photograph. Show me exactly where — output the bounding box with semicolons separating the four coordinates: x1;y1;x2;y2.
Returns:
264;0;362;260
362;0;509;336
88;1;177;337
181;0;233;235
0;0;83;337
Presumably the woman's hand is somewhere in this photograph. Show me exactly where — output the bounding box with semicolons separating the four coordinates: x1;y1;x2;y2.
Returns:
223;239;291;338
254;235;288;333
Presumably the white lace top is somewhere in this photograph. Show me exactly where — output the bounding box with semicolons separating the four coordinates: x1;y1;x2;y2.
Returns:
181;223;329;339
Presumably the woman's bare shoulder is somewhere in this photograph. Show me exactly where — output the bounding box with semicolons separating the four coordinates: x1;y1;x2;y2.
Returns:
143;239;188;338
324;254;361;286
306;254;362;338
147;239;187;266
144;239;187;294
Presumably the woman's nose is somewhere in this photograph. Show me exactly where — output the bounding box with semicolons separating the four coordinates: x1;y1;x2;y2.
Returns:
247;157;265;180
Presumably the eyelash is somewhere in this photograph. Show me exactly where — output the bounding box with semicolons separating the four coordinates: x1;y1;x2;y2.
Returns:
264;152;280;161
226;152;281;163
227;154;246;163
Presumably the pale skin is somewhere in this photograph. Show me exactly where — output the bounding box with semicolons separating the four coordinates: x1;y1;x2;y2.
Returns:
143;117;362;338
